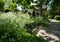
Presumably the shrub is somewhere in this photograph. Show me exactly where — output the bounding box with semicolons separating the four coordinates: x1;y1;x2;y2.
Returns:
48;15;52;19
0;12;45;42
48;15;54;19
54;15;60;20
0;0;4;11
33;17;50;27
10;3;17;11
42;19;50;27
26;16;50;34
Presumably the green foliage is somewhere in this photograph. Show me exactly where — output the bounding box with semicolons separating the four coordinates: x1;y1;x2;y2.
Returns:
12;0;18;3
48;15;52;19
54;15;60;20
21;0;31;8
29;5;35;9
17;0;23;4
33;17;50;27
47;14;55;19
33;17;42;25
41;17;51;27
0;12;45;42
10;3;17;11
49;0;60;16
0;0;5;11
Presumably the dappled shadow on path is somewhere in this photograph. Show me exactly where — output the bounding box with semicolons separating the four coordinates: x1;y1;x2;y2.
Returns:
26;19;60;42
33;19;60;42
43;20;60;37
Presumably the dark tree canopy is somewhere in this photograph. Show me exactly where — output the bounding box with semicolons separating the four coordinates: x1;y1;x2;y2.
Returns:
49;0;60;15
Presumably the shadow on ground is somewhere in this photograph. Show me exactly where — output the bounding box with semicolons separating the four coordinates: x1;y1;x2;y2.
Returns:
36;19;60;42
43;20;60;37
26;19;60;42
32;20;60;42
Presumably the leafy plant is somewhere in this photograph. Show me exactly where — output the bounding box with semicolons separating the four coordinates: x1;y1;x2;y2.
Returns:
0;12;45;42
10;3;17;11
33;17;50;27
54;15;60;20
0;0;5;11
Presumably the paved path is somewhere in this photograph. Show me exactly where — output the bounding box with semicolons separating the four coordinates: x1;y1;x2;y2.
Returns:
35;19;60;42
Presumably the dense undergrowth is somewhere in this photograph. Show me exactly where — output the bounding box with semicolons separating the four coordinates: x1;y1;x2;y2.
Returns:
0;12;45;42
0;12;51;42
